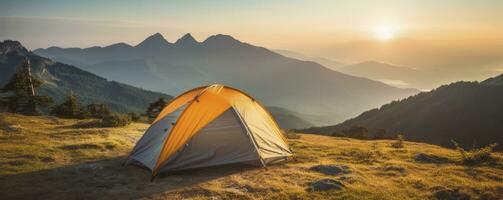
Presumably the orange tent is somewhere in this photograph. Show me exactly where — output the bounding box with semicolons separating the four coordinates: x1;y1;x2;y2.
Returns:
126;84;293;179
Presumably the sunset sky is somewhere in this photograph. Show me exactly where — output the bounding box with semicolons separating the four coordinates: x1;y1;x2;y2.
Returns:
1;0;502;50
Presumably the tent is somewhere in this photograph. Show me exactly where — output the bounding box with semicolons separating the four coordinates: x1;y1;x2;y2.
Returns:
125;84;293;179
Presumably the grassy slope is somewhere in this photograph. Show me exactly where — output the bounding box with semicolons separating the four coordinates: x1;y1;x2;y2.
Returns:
0;113;502;200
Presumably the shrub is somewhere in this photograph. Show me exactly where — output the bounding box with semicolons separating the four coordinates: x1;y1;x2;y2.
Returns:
391;134;405;148
51;92;88;119
341;149;379;163
101;113;131;127
146;97;167;119
451;140;498;165
347;125;368;139
128;112;141;122
373;129;386;139
86;104;111;118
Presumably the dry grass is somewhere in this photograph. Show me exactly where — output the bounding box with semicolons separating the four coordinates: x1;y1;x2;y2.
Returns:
0;113;502;200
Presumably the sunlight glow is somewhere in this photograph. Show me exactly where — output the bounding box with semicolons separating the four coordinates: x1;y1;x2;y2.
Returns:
375;25;396;40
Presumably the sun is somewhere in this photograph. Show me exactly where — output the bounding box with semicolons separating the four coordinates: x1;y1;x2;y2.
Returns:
374;25;396;40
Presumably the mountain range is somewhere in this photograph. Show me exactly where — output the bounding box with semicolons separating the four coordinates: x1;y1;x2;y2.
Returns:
1;40;320;129
0;40;172;113
297;74;503;149
34;33;418;125
274;49;345;70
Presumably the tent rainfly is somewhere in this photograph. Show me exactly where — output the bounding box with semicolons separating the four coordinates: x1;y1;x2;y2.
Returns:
125;84;293;180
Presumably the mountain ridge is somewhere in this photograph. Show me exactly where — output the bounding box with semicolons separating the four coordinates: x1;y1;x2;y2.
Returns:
297;74;503;149
34;33;419;125
1;40;172;113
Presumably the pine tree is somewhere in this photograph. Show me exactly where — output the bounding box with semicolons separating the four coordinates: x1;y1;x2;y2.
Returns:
0;58;52;115
50;90;86;118
146;97;167;119
86;103;111;118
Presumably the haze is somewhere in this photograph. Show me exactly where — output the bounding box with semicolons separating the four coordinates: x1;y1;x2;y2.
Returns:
1;0;503;89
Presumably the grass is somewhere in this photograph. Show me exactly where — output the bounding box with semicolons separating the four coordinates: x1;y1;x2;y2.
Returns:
0;113;502;199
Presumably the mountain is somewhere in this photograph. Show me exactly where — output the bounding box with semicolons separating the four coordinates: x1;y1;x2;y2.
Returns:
34;33;418;125
266;106;312;130
274;49;346;70
313;38;503;90
297;74;503;149
0;40;172;113
482;74;503;86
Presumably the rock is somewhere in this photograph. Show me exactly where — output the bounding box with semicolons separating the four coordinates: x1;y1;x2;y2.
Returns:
414;153;449;164
309;164;351;175
306;179;345;192
431;187;471;200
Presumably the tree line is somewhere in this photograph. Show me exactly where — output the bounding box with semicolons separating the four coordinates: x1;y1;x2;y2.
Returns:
0;58;169;126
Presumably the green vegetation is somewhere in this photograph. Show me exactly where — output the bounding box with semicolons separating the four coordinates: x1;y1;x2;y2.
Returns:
1;113;501;199
298;77;503;150
50;92;131;127
347;125;368;139
0;59;52;115
146;97;167;120
101;113;131;127
0;40;172;114
86;103;112;118
452;140;498;165
50;91;87;119
391;134;405;148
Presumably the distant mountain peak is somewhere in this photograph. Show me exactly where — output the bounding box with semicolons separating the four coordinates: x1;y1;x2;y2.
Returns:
106;42;132;49
0;40;29;55
203;34;241;46
136;33;170;48
175;33;198;46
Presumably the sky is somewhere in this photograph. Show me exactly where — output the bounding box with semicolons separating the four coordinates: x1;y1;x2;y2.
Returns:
1;0;503;50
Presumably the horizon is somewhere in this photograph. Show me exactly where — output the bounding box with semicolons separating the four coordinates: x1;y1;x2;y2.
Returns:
1;0;503;51
1;0;503;89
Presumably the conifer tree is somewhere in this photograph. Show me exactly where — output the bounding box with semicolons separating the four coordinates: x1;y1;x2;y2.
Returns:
50;90;85;118
0;58;52;115
146;97;167;119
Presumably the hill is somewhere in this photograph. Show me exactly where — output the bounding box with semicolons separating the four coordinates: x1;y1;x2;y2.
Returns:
34;33;418;125
0;113;502;199
298;75;503;150
482;74;503;86
0;40;172;113
266;106;313;130
274;49;346;70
